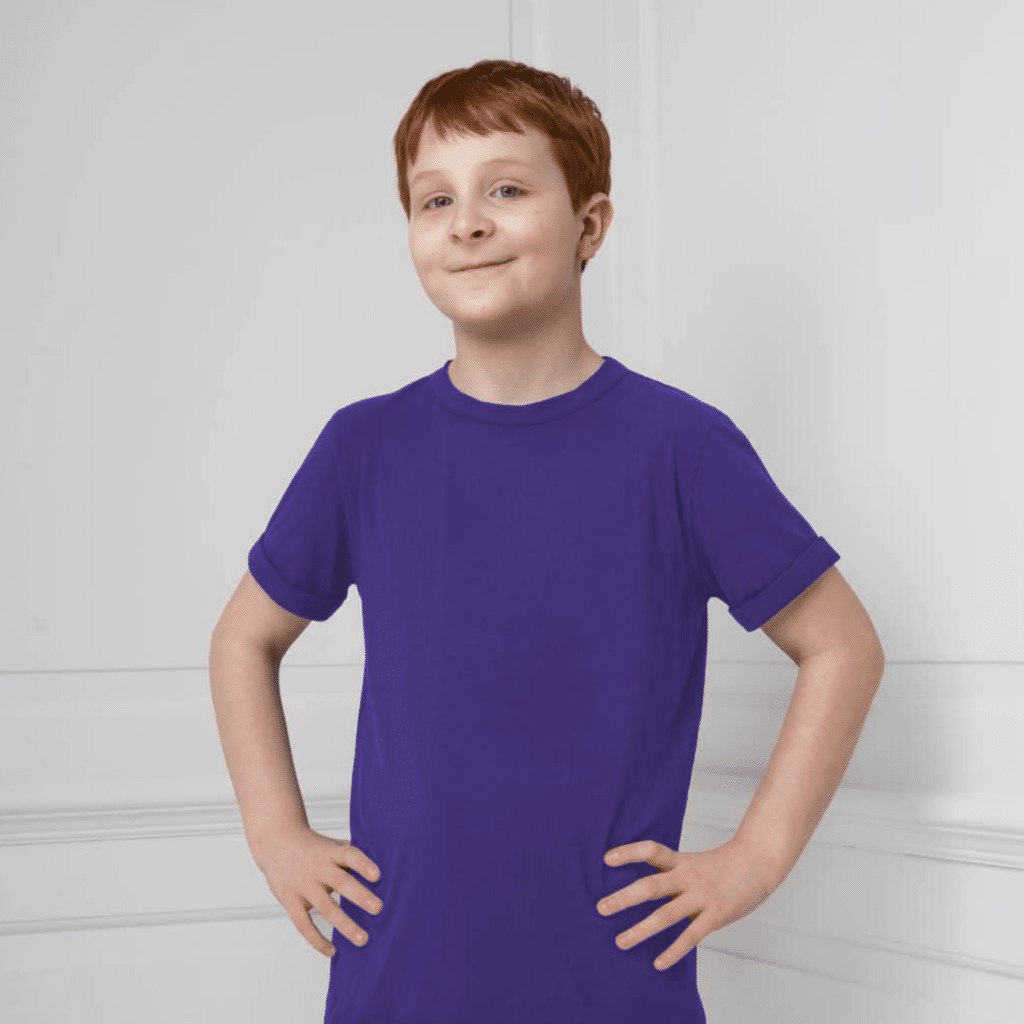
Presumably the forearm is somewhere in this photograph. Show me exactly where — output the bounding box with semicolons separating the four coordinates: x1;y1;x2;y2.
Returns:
208;632;310;856
733;645;884;876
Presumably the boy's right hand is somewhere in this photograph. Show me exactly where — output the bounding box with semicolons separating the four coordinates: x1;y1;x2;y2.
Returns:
252;825;383;957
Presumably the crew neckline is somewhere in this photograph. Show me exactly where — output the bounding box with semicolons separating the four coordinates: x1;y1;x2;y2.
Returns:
429;354;628;425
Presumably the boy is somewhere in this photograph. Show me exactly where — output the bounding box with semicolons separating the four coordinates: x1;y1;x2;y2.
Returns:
209;59;884;1023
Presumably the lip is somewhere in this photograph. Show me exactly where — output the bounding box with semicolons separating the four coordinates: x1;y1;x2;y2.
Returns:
455;257;515;273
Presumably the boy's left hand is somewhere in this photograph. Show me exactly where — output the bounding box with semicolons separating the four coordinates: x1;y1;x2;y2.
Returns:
597;837;786;971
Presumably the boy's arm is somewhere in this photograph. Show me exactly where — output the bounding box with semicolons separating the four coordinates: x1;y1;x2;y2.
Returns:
737;566;885;874
209;573;313;858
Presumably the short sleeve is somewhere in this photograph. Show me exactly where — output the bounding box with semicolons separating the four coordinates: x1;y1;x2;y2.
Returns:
247;411;354;622
690;411;840;632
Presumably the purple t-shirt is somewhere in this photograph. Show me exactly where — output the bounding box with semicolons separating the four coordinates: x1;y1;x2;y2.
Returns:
248;355;839;1023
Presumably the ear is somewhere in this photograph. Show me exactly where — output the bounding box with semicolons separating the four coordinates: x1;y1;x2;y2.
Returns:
761;565;884;666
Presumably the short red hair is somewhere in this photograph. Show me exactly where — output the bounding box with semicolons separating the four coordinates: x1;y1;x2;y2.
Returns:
393;59;612;275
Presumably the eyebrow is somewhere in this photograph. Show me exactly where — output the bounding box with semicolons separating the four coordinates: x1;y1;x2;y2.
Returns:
409;157;536;189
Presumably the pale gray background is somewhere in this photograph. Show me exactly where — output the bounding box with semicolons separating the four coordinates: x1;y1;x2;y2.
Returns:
1;1;1021;1021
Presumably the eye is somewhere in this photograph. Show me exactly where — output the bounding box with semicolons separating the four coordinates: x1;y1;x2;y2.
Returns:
423;184;526;211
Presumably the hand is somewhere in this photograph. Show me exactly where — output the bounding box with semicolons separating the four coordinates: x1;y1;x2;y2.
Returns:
252;825;383;958
596;837;786;971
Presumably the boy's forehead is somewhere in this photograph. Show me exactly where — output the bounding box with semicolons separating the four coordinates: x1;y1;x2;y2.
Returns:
411;124;551;177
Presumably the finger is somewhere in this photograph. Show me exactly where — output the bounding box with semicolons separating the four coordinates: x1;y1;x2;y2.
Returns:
339;843;381;883
605;839;665;866
653;917;707;971
286;895;343;957
611;900;684;951
315;891;369;948
333;866;384;916
597;872;668;916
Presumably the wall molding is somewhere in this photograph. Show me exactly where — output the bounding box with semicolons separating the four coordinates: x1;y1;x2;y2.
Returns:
2;787;1020;1011
3;778;1022;866
690;775;1024;870
704;916;1024;1020
4;890;1020;983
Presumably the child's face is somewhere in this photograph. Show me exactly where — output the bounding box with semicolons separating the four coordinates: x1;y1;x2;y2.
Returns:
406;121;611;344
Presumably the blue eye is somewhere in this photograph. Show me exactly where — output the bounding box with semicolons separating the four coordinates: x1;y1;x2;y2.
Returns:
424;184;525;210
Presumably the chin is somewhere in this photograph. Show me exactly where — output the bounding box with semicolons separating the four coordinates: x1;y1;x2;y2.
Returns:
435;287;522;316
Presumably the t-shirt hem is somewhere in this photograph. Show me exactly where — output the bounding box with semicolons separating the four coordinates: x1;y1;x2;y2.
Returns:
248;536;336;622
730;535;841;632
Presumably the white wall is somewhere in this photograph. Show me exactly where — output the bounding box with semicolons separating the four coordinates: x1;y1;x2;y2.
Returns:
1;1;1021;1021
